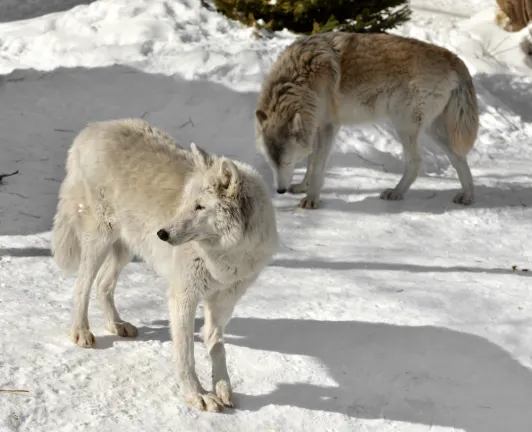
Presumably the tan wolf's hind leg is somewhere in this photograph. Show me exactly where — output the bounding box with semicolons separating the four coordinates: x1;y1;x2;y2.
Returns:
380;121;422;201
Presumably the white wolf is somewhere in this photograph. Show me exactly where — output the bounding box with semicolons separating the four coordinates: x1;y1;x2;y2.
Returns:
255;32;479;209
51;119;278;412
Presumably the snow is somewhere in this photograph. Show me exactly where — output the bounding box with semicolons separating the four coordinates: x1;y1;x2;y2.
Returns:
0;1;531;431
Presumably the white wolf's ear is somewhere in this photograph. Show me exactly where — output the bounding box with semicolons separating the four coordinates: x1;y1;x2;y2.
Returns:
255;109;268;127
218;158;239;196
190;142;212;168
291;112;303;135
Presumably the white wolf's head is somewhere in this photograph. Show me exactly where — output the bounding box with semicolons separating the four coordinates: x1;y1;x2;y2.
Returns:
255;109;313;194
157;143;253;249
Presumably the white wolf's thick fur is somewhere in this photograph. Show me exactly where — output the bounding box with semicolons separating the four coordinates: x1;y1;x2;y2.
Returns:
51;119;278;412
255;32;479;209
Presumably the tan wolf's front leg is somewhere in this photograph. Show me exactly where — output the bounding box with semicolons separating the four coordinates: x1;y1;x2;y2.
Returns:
301;123;337;209
289;147;316;195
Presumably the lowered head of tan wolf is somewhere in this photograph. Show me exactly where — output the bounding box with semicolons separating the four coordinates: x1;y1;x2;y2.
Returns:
157;143;254;249
255;108;314;194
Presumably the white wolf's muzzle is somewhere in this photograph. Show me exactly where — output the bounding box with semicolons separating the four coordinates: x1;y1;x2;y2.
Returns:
156;220;197;246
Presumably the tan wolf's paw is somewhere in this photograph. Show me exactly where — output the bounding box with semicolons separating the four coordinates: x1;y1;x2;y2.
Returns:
106;321;138;338
453;192;474;206
299;196;320;209
214;380;235;408
380;188;404;201
185;391;226;412
288;182;308;194
70;328;96;348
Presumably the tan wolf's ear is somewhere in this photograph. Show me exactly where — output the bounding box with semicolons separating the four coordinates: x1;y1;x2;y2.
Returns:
291;112;303;135
255;109;268;127
218;158;239;196
190;142;212;168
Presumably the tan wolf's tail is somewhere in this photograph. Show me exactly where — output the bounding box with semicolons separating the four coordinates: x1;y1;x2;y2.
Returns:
444;60;479;157
51;187;81;275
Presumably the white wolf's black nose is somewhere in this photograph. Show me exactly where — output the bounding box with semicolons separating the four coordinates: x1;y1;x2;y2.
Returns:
277;188;287;194
157;229;170;242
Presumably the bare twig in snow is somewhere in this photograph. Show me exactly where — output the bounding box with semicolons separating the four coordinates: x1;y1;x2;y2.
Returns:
179;117;195;129
19;212;40;219
0;170;19;184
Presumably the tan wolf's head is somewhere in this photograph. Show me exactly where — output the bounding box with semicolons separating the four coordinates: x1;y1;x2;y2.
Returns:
255;109;313;194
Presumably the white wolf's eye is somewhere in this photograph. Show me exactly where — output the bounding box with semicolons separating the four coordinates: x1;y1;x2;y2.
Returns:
195;204;204;211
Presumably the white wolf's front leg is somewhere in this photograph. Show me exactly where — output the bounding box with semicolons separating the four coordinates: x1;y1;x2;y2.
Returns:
300;123;338;209
169;265;225;412
202;279;251;408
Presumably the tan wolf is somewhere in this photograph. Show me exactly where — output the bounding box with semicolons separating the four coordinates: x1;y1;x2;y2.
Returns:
51;119;278;412
255;32;479;209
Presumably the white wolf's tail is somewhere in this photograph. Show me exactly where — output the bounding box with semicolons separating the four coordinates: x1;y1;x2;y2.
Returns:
444;60;479;156
51;196;81;274
51;153;82;275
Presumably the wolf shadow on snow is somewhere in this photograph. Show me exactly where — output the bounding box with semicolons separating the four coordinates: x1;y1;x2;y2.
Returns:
125;316;532;432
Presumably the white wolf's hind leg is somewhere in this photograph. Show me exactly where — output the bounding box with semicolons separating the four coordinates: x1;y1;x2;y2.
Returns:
381;123;421;201
70;233;113;348
94;241;137;337
202;281;249;408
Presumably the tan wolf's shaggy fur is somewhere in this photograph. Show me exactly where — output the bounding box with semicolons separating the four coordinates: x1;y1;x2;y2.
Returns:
51;119;278;412
255;32;479;209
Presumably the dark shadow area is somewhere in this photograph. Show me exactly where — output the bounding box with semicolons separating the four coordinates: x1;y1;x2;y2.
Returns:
271;258;531;277
0;0;96;23
0;247;51;257
475;72;532;123
226;318;532;432
0;247;143;262
94;323;171;350
0;65;268;235
316;184;532;214
136;317;532;432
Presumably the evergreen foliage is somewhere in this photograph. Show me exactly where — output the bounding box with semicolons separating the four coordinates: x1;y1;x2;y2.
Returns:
212;0;412;35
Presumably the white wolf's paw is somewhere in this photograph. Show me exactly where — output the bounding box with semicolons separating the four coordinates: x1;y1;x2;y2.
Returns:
70;328;96;348
185;391;226;412
453;192;474;206
288;182;308;194
380;189;404;201
300;196;320;209
106;321;138;338
214;380;235;408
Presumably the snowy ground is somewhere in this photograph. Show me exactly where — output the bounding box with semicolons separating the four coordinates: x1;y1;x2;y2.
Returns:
1;1;531;431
